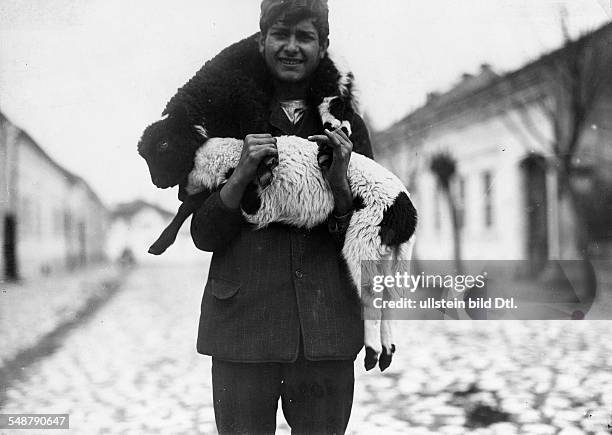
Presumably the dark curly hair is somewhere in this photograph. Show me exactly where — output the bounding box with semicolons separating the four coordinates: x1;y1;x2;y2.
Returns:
259;0;329;42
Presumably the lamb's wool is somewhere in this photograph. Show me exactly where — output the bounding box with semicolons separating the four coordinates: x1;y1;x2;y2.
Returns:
187;136;414;286
188;137;334;228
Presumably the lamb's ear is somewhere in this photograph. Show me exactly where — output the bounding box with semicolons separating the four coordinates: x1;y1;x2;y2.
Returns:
194;125;208;139
163;104;190;128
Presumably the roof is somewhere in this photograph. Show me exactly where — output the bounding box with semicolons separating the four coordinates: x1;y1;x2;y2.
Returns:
111;200;174;221
0;111;107;209
376;20;612;150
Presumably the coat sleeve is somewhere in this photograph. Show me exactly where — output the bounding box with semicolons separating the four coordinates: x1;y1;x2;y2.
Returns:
327;112;374;244
190;186;244;252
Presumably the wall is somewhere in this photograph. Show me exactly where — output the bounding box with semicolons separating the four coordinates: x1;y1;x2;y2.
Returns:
377;77;612;263
0;114;109;280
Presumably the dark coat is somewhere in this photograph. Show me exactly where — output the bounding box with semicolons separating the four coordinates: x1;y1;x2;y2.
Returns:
192;101;374;362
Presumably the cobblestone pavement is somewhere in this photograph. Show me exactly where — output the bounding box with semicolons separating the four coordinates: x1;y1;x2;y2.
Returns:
2;260;612;434
0;264;124;368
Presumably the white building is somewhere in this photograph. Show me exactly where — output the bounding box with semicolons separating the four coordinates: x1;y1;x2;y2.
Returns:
376;23;612;266
1;112;109;280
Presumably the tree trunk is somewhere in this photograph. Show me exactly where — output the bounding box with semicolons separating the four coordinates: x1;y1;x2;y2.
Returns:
443;186;463;274
558;167;595;301
559;165;590;258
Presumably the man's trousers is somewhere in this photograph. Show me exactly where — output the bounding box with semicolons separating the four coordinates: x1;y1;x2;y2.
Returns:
211;351;355;434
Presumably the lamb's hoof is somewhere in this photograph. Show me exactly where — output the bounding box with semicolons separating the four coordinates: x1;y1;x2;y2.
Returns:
364;347;379;371
379;344;396;372
148;240;170;255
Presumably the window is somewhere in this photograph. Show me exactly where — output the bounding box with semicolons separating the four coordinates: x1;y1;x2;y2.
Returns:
483;171;493;228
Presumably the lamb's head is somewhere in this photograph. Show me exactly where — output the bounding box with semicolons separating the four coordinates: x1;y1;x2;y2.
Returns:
137;115;207;189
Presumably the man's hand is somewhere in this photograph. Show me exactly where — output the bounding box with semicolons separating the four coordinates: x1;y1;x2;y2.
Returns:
233;134;278;185
309;128;352;187
220;134;278;210
308;128;353;215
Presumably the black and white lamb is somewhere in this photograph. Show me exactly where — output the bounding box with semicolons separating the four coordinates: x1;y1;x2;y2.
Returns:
185;135;416;369
137;33;418;371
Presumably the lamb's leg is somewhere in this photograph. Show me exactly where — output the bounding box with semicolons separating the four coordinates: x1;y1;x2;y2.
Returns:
379;319;396;371
364;318;382;371
378;238;417;370
357;252;388;371
379;260;399;371
148;195;202;255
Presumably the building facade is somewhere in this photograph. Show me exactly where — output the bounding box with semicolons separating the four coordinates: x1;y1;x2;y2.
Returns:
375;23;612;264
107;200;205;265
0;112;109;280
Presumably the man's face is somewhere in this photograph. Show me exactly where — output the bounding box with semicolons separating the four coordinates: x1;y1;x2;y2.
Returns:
259;18;328;84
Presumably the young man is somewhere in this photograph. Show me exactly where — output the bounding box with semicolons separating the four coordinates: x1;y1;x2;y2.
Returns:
191;1;374;433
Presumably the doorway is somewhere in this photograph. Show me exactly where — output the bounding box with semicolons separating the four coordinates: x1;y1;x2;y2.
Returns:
3;214;18;280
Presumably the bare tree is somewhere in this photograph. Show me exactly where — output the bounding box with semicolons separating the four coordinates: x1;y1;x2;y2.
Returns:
508;22;612;260
430;152;462;272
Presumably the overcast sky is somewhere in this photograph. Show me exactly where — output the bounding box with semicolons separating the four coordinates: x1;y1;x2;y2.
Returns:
0;0;610;209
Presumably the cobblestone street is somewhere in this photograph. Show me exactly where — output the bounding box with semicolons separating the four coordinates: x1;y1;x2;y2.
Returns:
2;261;612;434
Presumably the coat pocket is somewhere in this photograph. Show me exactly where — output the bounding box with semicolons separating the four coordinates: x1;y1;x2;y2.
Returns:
207;277;241;300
